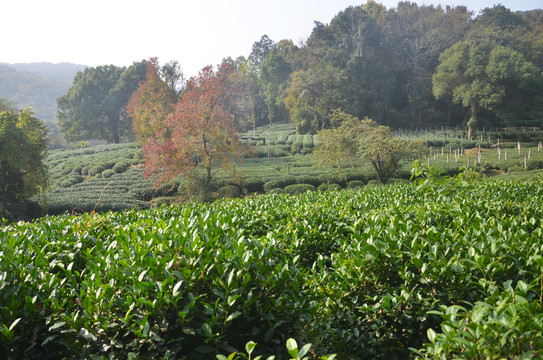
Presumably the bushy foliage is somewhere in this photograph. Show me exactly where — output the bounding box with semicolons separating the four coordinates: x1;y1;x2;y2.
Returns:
1;175;543;358
0;109;48;222
317;183;341;192
347;180;365;189
218;185;242;199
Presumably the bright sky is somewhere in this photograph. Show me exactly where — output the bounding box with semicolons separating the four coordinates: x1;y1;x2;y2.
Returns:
3;0;541;78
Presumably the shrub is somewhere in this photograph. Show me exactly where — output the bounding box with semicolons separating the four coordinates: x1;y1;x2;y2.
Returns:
284;183;316;195
112;162;129;174
71;164;84;175
264;176;297;192
150;196;173;208
527;160;543;171
218;185;242;199
388;178;410;184
302;134;313;150
69;175;84;184
295;175;322;187
133;149;144;161
88;164;106;177
275;135;287;144
244;177;264;193
59;175;84;188
344;171;367;184
269;188;285;194
318;183;341;192
347;180;365;189
290;136;303;153
59;179;73;188
129;185;156;201
102;169;115;178
508;165;525;172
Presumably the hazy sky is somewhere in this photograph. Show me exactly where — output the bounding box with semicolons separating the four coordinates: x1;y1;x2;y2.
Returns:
3;0;541;77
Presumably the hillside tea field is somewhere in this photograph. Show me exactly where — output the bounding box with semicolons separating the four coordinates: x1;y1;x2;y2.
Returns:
2;174;543;359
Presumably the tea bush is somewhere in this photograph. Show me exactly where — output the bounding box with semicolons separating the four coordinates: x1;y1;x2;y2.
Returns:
318;183;341;192
283;183;316;195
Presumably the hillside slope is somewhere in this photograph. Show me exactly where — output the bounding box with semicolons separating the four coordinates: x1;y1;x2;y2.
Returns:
0;62;86;121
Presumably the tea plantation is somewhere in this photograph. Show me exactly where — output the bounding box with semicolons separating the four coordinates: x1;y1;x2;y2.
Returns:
39;123;543;217
2;171;543;359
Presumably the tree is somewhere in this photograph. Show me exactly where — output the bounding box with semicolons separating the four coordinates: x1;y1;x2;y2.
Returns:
313;110;425;184
160;60;185;97
249;34;275;71
142;65;249;188
0;109;48;221
0;97;18;112
311;109;360;172
57;61;147;143
388;2;472;127
433;40;541;139
259;39;297;127
227;56;268;133
127;58;178;143
284;63;345;133
358;122;425;184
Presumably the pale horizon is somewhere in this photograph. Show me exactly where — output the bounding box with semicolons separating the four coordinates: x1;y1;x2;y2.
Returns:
3;0;541;77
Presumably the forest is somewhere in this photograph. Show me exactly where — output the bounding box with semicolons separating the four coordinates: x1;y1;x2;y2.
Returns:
224;2;543;135
55;2;543;145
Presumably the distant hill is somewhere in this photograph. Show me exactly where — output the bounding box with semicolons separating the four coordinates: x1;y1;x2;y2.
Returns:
0;62;87;121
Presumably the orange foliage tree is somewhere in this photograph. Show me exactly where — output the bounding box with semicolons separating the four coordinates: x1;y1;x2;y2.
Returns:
140;64;249;187
126;58;178;143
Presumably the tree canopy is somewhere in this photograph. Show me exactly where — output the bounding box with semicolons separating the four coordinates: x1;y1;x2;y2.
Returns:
57;61;147;143
0;109;48;221
54;2;543;144
313;110;426;184
127;58;178;143
240;3;541;133
137;64;249;188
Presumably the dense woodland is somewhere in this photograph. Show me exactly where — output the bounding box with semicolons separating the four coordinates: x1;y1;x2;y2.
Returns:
52;2;543;147
230;2;543;134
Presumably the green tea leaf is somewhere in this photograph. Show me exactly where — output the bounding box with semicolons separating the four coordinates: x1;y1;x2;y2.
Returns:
427;328;436;343
8;318;22;332
286;338;298;357
245;340;257;355
172;280;183;297
138;269;147;282
298;343;312;358
196;345;215;354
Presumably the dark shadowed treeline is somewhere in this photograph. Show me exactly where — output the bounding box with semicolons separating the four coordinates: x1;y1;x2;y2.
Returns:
227;2;543;134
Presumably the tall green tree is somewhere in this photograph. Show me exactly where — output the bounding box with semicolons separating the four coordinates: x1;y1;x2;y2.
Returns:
249;34;275;71
228;56;267;132
259;39;297;127
0;109;48;221
389;2;472;127
57;61;147;143
433;40;541;139
284;63;345;133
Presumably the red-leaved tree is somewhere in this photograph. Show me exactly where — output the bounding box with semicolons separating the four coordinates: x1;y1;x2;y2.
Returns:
142;64;249;187
126;58;178;143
